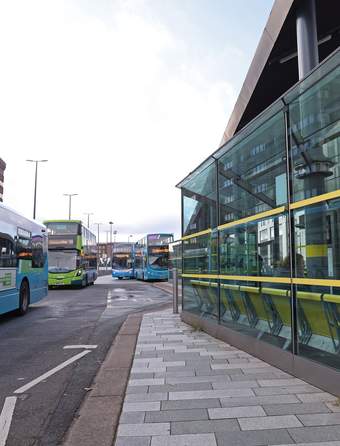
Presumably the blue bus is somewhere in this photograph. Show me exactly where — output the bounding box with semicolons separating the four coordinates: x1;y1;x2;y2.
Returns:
0;203;48;316
112;242;134;279
134;233;174;281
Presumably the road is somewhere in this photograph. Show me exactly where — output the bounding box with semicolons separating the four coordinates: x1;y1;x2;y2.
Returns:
0;276;171;446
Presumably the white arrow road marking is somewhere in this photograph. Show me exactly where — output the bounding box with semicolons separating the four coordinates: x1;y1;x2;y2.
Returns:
0;396;17;446
14;350;91;394
63;345;97;349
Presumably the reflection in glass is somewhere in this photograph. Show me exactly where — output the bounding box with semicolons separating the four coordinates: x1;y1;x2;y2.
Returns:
294;199;340;280
183;231;218;275
218;112;287;224
290;65;340;202
220;214;289;277
182;163;217;236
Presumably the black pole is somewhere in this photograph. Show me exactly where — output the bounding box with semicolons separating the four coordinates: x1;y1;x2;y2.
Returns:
33;161;38;219
296;0;319;79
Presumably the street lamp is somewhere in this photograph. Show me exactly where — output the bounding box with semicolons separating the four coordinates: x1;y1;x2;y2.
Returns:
109;221;114;267
84;212;94;228
26;159;48;219
63;193;78;220
128;234;133;244
93;223;102;270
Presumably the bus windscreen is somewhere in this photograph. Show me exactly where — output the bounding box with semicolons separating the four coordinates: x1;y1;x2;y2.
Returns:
148;245;169;269
112;253;133;270
48;250;78;273
147;234;173;246
46;222;80;235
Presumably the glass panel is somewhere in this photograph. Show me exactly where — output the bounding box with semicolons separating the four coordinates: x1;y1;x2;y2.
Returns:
183;231;218;275
148;245;169;270
46;222;80;235
218;112;287;225
296;284;340;370
182;163;217;236
220;279;292;350
169;241;182;277
290;65;340;202
294;199;340;279
220;214;289;277
183;277;218;320
48;250;78;273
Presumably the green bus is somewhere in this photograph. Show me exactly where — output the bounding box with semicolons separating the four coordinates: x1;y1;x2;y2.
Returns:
44;220;97;287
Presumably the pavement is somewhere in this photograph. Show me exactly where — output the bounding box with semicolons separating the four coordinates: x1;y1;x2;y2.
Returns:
114;311;340;446
0;276;172;446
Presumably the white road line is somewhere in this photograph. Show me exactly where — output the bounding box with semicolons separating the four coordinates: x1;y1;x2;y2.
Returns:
14;350;91;394
0;396;17;446
63;345;97;349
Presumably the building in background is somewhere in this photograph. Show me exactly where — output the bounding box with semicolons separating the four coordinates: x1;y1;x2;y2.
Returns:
98;242;114;266
0;158;6;202
177;0;340;396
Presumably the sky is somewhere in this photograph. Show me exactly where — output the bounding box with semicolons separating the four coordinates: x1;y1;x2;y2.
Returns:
0;0;274;243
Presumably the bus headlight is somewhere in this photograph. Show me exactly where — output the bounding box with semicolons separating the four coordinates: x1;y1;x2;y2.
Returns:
75;269;82;276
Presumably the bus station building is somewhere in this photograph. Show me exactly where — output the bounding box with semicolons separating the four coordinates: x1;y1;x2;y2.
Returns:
177;0;340;395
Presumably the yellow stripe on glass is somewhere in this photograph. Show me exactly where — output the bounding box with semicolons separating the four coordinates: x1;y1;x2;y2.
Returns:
181;228;212;241
290;189;340;210
182;274;340;288
218;206;286;231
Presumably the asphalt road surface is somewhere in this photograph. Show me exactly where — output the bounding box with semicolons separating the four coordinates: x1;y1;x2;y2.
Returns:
0;275;171;446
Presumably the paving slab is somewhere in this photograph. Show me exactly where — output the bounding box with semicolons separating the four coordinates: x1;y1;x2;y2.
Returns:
113;311;339;446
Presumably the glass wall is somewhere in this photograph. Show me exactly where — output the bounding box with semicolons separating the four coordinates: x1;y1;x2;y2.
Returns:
182;161;217;236
169;240;182;279
219;213;289;277
183;231;218;275
218;112;287;224
289;64;340;202
220;278;292;350
183;277;219;320
180;50;340;372
296;283;340;369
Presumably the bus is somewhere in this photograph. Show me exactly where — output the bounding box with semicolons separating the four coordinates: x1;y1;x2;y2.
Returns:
0;203;48;316
112;242;134;279
44;220;97;287
134;233;174;281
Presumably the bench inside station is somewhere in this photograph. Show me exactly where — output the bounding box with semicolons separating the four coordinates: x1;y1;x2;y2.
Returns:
188;279;340;354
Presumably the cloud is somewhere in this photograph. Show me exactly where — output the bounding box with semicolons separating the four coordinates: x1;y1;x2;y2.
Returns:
0;0;236;241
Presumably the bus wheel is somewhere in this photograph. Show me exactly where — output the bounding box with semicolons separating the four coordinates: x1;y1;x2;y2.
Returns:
18;280;30;316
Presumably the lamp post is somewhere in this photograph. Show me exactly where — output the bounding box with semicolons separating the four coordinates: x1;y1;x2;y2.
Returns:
63;193;78;220
84;212;93;228
128;234;133;244
109;221;114;267
26;159;48;219
93;223;101;271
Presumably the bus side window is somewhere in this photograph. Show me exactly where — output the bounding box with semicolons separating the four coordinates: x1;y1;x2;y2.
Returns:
17;237;32;261
0;235;16;267
32;236;44;268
